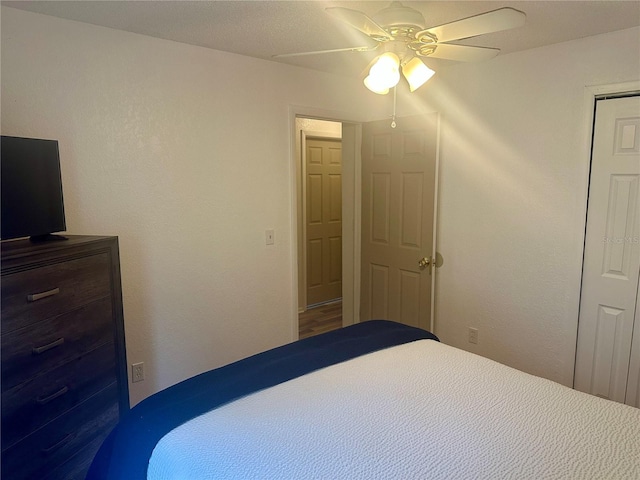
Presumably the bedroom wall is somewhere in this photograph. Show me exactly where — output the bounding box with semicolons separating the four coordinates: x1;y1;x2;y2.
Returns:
3;5;639;404
0;7;386;405
424;27;640;386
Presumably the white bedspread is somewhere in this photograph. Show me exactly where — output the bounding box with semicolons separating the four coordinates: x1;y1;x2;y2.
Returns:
148;340;640;479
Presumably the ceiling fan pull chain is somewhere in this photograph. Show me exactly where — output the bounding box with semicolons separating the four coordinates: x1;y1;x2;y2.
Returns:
391;86;397;128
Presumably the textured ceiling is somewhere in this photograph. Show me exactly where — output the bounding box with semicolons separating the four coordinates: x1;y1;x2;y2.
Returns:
4;1;640;77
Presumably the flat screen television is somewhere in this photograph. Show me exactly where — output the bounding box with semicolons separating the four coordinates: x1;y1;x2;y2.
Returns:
1;135;67;241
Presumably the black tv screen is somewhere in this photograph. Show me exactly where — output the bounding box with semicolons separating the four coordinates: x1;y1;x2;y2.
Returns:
1;136;67;241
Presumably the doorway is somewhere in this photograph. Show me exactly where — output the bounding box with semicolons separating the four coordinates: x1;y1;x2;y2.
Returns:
293;112;439;340
295;118;344;338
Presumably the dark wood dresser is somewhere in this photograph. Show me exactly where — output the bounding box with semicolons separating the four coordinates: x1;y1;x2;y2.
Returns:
1;235;129;480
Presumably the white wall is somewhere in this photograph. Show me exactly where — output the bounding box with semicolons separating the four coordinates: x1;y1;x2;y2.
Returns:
425;27;640;386
0;7;385;405
3;5;639;403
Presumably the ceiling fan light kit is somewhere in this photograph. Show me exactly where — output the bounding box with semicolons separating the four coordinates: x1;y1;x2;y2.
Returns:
364;52;435;95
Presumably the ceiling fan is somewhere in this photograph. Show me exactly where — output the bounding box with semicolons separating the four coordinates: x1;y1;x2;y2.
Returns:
275;2;526;94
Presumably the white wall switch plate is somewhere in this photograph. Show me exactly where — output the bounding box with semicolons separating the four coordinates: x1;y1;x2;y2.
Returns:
265;229;275;245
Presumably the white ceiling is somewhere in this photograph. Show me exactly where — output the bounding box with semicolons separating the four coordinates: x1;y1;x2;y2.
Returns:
4;1;640;77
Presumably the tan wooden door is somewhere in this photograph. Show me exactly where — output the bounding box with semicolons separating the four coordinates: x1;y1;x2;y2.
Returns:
574;95;640;405
360;114;438;329
306;138;342;306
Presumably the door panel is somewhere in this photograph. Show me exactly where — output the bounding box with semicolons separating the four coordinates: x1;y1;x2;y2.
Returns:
589;306;632;400
306;138;343;306
361;114;438;330
371;173;391;243
399;269;421;325
574;95;640;405
401;173;424;247
370;264;389;319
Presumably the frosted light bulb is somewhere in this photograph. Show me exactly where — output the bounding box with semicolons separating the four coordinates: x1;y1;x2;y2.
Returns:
402;57;435;92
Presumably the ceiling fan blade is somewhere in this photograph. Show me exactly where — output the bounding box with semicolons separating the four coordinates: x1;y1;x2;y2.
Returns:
273;46;377;58
418;8;525;43
427;44;499;62
326;7;392;42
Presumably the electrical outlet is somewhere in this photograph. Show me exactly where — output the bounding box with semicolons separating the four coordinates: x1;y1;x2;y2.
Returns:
468;327;479;345
132;362;145;383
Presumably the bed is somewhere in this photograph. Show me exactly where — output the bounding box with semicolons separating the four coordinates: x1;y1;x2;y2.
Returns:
87;320;640;479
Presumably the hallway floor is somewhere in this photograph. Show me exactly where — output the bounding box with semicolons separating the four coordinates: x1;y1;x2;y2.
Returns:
298;300;342;339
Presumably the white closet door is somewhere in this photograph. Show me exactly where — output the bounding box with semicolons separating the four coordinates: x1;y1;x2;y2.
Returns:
574;95;640;404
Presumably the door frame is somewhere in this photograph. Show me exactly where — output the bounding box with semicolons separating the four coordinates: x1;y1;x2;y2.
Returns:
289;105;365;341
573;80;640;387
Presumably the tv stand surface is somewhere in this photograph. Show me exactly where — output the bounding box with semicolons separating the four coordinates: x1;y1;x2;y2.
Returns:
29;233;69;242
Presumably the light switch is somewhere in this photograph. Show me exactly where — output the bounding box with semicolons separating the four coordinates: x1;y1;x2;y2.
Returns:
265;229;275;245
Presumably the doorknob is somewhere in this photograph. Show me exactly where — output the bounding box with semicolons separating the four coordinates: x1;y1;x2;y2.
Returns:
418;253;444;274
418;257;432;269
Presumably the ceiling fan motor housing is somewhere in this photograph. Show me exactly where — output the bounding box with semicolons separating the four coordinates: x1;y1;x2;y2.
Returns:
372;1;437;58
372;1;425;31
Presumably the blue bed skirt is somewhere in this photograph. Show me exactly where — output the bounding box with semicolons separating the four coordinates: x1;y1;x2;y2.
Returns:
86;320;438;479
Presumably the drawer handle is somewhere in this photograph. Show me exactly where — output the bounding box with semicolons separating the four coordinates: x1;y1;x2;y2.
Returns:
27;287;60;302
41;433;74;455
32;337;65;355
36;386;69;405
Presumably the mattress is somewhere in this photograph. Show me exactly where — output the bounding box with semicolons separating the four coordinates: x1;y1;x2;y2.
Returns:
87;320;640;479
147;339;640;479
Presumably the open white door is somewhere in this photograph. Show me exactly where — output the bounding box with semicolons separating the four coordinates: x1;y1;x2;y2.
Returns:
574;95;640;405
360;114;439;330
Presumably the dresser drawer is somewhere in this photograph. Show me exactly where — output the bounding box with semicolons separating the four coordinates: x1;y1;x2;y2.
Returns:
1;297;113;392
2;342;117;449
42;435;106;480
1;253;111;333
1;383;119;480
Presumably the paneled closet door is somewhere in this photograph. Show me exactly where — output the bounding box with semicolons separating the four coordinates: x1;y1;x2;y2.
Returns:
574;95;640;406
